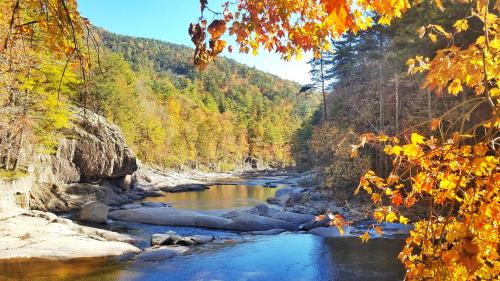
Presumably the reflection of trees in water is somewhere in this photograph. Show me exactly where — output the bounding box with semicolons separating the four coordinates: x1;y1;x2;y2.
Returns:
145;185;278;210
0;257;125;281
319;237;405;281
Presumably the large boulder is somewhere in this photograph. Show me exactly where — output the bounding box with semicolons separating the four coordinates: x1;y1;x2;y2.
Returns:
159;184;209;193
0;209;140;260
151;231;214;246
109;207;298;232
70;109;137;181
79;201;110;223
250;203;315;225
109;207;234;229
223;211;298;231
23;108;140;212
136;246;189;262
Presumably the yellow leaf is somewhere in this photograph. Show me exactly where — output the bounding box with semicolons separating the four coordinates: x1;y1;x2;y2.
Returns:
378;134;389;142
399;215;409;224
428;33;437;43
453;19;468;32
371;193;381;203
411;133;425;145
434;0;444;10
374;211;384;223
378;16;391;25
375;226;384;236
448;79;463;95
360;232;370;243
337;225;345;236
386;212;398;223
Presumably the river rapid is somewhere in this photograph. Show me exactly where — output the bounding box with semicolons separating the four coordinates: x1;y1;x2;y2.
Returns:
0;175;405;281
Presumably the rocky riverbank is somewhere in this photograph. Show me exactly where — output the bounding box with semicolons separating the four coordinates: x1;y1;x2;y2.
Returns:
0;107;410;265
0;208;140;260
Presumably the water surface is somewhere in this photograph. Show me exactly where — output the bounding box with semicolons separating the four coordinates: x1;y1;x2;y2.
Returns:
141;184;280;210
0;176;406;281
0;234;405;281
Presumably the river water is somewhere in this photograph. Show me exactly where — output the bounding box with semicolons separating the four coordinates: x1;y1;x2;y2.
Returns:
0;177;405;281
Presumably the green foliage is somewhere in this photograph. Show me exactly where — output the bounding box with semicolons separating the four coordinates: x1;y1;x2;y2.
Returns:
84;30;318;170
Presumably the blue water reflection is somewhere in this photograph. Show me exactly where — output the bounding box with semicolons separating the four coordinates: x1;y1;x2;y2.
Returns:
119;233;404;281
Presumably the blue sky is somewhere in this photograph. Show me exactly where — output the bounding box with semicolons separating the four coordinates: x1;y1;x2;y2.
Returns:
78;0;312;84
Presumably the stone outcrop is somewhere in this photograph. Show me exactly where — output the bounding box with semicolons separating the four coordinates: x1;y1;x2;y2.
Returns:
0;208;140;260
249;203;315;225
2;107;139;212
151;231;214;247
135;246;189;262
109;206;309;232
109;207;236;229
79;201;110;223
68;108;137;181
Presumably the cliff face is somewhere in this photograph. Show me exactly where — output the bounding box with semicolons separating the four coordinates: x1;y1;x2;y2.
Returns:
0;108;139;211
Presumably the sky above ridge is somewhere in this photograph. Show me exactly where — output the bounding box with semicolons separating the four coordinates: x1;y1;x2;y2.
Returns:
78;0;313;84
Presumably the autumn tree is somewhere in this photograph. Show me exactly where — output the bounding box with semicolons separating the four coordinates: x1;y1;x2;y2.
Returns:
191;0;499;279
0;0;89;171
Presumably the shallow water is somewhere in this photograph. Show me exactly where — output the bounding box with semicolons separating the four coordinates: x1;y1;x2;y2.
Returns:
0;234;405;281
0;176;406;281
141;183;281;210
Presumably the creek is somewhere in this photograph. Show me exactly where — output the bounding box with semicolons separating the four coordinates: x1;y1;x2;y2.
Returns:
0;175;405;281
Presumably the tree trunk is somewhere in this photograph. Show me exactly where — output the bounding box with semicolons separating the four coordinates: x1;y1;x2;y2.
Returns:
395;74;399;132
378;30;384;130
427;89;432;120
320;54;327;122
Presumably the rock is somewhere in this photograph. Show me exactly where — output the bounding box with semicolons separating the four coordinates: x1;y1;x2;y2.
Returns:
309;192;327;201
275;187;305;199
110;207;295;232
190;235;214;244
267;187;307;207
151;231;182;246
118;175;133;190
266;197;278;204
285;193;306;207
242;229;287;235
141;202;168;208
264;182;278;188
121;203;142;210
0;209;140;260
223;212;298;231
151;232;214;247
136;246;189;262
144;190;164;197
109;207;234;230
70;109;137;181
160;184;209;193
79;201;110;223
250;203;315;225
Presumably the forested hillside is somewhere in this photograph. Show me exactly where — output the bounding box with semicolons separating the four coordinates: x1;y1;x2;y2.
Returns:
293;4;490;201
85;30;317;170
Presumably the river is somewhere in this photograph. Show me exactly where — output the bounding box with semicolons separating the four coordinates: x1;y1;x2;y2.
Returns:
0;176;405;281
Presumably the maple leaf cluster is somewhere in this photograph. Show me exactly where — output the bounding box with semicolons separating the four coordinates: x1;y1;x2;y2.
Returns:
192;0;500;280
